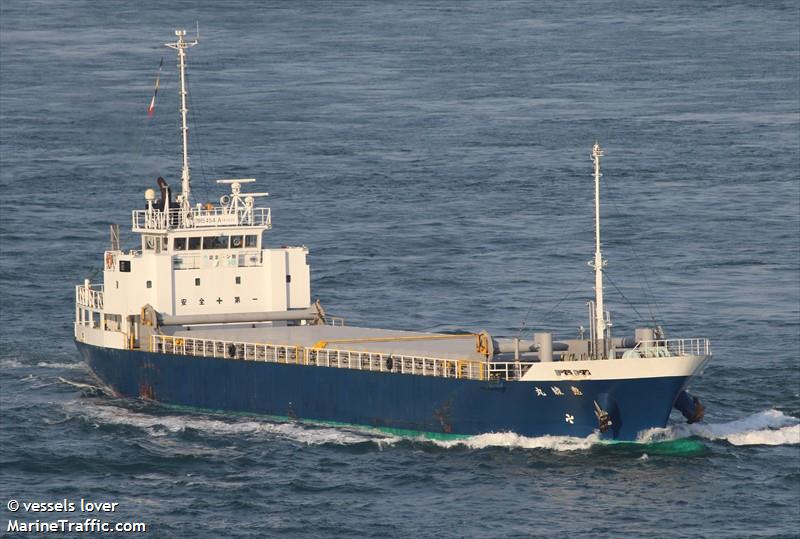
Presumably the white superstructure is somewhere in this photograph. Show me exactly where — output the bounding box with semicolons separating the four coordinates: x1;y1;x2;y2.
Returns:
75;28;311;350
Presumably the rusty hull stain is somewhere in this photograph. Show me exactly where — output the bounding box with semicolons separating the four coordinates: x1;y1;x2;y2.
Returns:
138;360;158;400
433;399;454;433
138;381;156;400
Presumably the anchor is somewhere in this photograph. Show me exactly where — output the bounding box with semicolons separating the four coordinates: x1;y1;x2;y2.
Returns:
593;400;613;433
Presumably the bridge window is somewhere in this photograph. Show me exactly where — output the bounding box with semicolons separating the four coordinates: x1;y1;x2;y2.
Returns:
203;235;229;250
188;237;201;250
235;276;241;284
119;260;131;272
174;238;187;251
195;278;201;286
146;280;152;289
231;235;243;248
245;234;258;248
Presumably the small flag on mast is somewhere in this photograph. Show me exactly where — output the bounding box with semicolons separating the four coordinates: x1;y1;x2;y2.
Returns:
147;57;164;117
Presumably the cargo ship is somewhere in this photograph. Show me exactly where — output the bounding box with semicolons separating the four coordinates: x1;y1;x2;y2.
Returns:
74;29;711;440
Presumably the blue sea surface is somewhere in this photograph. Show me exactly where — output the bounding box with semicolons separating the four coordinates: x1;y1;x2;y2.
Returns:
1;1;798;537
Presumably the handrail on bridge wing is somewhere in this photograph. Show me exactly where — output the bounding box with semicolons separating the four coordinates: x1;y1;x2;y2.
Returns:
132;206;271;231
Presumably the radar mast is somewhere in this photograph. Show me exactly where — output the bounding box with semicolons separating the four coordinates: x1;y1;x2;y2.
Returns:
165;28;198;214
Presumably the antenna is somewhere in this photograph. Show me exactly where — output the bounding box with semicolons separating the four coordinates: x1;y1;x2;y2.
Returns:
109;224;120;251
165;28;199;214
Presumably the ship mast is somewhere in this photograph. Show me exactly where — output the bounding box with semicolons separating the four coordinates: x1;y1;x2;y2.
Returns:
589;142;607;358
590;142;607;358
165;29;198;213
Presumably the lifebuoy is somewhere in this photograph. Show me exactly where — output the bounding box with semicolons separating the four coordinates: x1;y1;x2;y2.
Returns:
105;253;114;269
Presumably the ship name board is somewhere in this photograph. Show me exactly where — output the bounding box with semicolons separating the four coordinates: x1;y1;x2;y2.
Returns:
194;214;239;226
554;369;591;377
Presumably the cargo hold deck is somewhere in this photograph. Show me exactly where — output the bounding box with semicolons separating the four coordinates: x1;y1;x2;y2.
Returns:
160;324;486;361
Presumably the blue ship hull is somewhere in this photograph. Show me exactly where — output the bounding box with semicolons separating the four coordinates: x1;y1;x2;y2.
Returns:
76;341;690;440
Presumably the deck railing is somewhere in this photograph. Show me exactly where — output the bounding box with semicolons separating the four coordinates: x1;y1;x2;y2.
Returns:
149;335;711;383
132;206;271;232
151;334;494;381
76;285;104;309
629;338;710;358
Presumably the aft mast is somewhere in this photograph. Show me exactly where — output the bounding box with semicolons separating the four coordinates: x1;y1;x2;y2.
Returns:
165;29;198;215
590;142;608;358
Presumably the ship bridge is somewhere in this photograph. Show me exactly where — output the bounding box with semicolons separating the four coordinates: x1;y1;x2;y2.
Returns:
75;177;312;351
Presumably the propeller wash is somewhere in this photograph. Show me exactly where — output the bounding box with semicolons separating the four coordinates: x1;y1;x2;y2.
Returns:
74;29;711;440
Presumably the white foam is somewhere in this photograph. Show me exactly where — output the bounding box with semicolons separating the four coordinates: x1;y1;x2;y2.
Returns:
726;425;800;446
430;431;600;452
638;409;800;447
37;361;86;370
64;401;800;451
66;402;397;446
58;377;105;392
0;358;25;368
0;358;86;370
65;402;600;452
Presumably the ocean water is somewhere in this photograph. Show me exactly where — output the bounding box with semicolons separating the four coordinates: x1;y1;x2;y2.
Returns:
1;1;798;537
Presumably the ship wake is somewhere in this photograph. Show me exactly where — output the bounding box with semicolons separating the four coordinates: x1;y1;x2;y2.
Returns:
428;432;601;452
63;400;799;452
64;401;399;447
0;357;87;371
637;409;800;447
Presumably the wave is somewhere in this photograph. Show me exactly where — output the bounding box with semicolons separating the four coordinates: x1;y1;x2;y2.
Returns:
637;409;800;447
0;358;86;371
65;402;398;447
0;358;25;368
66;400;603;452
58;377;95;390
56;377;116;399
428;431;600;451
65;400;800;452
37;361;87;370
